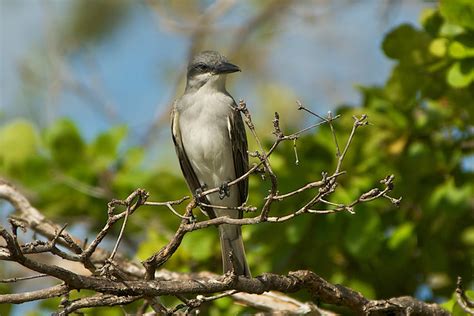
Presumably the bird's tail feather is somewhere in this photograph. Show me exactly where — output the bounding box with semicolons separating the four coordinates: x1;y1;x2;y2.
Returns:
218;224;251;277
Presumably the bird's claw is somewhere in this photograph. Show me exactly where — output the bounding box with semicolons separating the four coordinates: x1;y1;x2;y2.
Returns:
219;181;231;199
194;185;207;200
188;214;197;223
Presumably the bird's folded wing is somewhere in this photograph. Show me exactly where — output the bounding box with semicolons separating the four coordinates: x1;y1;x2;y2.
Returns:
228;102;249;217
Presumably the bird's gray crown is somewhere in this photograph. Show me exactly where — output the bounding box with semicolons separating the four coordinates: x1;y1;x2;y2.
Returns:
190;50;228;68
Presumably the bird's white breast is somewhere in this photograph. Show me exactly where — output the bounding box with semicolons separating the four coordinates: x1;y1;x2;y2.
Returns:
178;88;238;208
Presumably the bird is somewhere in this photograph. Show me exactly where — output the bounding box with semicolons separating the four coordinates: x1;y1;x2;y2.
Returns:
171;51;251;277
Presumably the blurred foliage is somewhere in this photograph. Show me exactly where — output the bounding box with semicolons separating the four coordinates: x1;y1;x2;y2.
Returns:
442;289;474;316
1;1;473;315
63;0;130;48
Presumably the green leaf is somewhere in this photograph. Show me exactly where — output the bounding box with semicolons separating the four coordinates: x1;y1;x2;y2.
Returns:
45;119;85;168
136;230;169;260
429;178;472;215
214;296;233;309
0;119;39;171
446;59;474;88
440;0;474;30
382;24;431;65
348;279;376;299
439;22;465;37
344;212;383;259
448;34;474;58
442;290;474;315
180;229;216;262
440;293;456;313
88;125;127;170
268;153;286;171
430;38;449;57
385;64;424;105
121;147;144;170
286;224;302;244
388;222;415;250
460;226;474;246
420;8;444;36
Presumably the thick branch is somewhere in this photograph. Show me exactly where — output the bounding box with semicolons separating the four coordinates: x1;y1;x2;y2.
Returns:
0;260;449;316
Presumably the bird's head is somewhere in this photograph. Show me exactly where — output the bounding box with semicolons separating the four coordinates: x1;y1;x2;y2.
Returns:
185;51;240;92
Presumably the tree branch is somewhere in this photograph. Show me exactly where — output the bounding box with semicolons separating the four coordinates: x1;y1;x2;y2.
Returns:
0;106;442;315
0;283;69;304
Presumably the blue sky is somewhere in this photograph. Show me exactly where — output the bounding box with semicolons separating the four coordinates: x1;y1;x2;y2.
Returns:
1;1;433;144
1;0;446;179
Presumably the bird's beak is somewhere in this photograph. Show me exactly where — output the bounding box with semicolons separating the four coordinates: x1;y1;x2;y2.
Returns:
215;62;241;74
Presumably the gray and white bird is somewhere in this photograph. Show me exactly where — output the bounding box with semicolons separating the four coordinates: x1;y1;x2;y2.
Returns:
171;51;250;277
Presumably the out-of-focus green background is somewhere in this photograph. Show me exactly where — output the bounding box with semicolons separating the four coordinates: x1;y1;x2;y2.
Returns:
1;1;473;315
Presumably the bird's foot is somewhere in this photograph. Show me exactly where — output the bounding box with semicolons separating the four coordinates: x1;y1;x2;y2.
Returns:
219;181;231;200
193;185;207;200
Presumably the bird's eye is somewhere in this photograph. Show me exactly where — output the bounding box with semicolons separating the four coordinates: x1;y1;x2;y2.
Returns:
195;64;209;72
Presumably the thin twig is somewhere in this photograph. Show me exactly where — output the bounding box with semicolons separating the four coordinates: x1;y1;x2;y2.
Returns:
0;274;48;283
293;138;299;165
297;100;329;122
335;115;368;174
108;206;130;262
327;111;341;158
456;276;474;315
198;201;257;212
144;196;190;207
145;196;191;219
272;172;345;200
